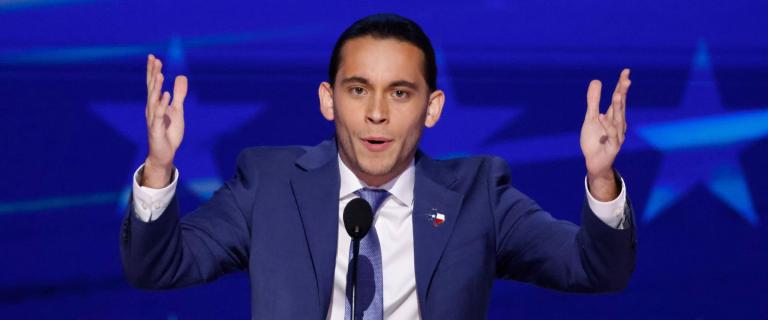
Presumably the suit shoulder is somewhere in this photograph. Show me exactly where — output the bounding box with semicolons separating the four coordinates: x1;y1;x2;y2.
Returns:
238;145;308;159
234;145;309;171
425;154;511;191
429;154;509;175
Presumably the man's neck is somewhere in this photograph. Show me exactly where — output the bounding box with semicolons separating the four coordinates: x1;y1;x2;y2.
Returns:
355;169;404;188
337;154;416;206
338;155;414;188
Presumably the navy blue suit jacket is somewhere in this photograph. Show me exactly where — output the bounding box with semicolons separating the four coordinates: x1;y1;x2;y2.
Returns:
120;139;636;319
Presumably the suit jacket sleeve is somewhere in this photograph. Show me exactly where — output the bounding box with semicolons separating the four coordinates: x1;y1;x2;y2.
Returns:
120;150;255;289
490;157;637;292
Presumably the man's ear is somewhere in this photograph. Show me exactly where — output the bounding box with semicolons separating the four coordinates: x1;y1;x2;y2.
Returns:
424;89;445;128
318;82;335;121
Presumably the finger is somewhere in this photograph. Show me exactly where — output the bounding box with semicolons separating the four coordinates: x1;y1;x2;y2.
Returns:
618;76;631;144
149;58;162;90
151;73;164;102
610;69;630;113
610;72;625;109
153;91;171;129
160;91;171;109
597;114;609;137
619;68;630;95
146;54;155;87
155;58;163;74
599;114;618;146
147;72;163;108
610;93;620;125
147;60;158;97
171;75;188;111
614;103;626;144
619;70;631;109
614;82;627;127
615;69;630;126
612;68;630;98
149;59;163;92
621;79;631;108
615;75;630;123
618;124;626;145
613;102;625;143
618;69;631;109
148;73;164;124
145;55;153;121
586;80;602;119
606;112;619;144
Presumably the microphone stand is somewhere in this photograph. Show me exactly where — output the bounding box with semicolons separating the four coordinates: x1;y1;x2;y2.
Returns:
350;237;360;320
343;198;373;320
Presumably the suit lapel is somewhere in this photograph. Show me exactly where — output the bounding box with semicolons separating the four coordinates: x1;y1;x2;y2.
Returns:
290;139;340;314
412;153;463;310
289;142;464;314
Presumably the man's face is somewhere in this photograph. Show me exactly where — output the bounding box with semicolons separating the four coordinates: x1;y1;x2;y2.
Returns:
318;36;444;186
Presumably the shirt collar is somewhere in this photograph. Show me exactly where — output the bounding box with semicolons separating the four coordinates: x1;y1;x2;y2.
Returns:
337;154;415;207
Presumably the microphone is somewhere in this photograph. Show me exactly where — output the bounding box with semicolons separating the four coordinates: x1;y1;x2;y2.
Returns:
343;198;373;320
344;198;373;240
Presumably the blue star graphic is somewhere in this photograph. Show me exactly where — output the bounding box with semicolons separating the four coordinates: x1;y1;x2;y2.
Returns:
633;42;766;225
91;38;263;211
483;41;766;225
420;51;523;157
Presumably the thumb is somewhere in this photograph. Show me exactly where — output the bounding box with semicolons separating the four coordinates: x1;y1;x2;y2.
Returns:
586;80;602;120
171;75;188;111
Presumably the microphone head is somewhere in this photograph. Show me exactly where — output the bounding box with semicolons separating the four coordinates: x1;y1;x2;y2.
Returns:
343;198;373;240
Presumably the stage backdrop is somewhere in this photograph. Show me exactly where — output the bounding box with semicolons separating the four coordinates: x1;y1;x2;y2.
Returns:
1;1;766;318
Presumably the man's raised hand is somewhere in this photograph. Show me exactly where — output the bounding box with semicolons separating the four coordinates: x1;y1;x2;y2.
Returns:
142;54;188;188
579;69;631;201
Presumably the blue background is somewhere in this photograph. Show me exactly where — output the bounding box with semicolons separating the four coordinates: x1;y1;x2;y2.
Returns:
1;0;767;318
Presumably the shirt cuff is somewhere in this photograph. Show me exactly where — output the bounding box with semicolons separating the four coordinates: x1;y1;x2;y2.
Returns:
131;164;178;222
584;175;627;229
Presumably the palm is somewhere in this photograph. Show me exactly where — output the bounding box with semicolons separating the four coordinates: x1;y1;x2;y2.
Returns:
579;69;631;176
148;102;184;163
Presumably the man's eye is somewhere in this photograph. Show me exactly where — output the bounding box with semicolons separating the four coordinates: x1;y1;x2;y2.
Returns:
393;90;408;98
351;87;366;95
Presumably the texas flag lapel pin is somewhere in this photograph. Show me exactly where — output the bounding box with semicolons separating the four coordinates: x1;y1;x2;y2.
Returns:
428;208;446;227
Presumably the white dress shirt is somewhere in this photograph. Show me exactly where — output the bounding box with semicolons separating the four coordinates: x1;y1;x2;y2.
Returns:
131;156;627;319
327;156;419;319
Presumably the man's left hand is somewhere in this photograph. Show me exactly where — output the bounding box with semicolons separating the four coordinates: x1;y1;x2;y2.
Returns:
580;69;631;201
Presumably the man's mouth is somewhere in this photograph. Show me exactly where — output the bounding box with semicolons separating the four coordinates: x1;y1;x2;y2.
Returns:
361;137;393;151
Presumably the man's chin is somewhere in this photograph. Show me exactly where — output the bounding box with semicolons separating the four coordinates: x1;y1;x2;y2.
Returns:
360;165;396;178
358;159;398;177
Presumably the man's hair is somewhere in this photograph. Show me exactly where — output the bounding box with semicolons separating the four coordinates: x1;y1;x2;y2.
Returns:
328;13;437;92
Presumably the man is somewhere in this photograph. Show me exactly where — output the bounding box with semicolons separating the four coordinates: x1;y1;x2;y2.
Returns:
121;14;635;319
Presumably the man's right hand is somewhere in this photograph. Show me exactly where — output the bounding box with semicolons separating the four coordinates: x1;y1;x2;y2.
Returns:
142;54;188;189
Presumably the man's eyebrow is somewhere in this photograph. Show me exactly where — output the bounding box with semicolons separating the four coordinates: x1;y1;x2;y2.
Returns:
389;80;419;90
339;77;419;90
340;76;370;85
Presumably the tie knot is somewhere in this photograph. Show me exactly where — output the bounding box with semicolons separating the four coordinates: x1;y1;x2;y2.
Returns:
354;188;390;214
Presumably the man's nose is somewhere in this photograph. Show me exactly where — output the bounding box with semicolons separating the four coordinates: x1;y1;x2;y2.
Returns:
366;95;388;124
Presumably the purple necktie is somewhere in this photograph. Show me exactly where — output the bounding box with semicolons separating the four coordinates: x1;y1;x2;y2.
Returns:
345;188;389;320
